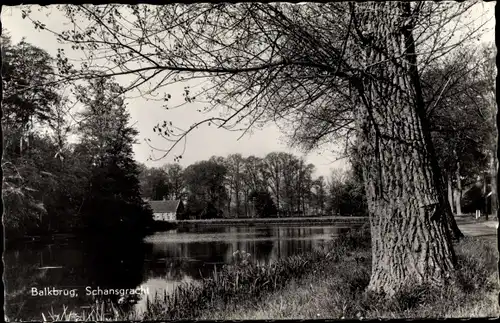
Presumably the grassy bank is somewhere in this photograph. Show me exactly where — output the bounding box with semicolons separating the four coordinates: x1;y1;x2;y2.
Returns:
45;225;498;321
199;236;498;319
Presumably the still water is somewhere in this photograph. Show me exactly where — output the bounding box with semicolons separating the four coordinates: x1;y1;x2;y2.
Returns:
4;224;357;321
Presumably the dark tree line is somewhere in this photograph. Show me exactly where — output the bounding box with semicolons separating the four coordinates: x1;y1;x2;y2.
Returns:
2;34;152;239
139;152;355;219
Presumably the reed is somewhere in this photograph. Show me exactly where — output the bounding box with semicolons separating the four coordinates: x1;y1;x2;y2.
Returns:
43;300;138;322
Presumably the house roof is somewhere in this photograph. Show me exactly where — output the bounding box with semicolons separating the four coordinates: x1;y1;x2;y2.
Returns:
148;200;181;214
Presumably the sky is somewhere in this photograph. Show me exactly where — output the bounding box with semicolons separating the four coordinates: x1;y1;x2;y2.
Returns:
1;3;495;179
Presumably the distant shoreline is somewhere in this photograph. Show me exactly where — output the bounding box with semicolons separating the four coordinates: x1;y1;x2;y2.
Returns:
5;217;368;246
167;216;368;227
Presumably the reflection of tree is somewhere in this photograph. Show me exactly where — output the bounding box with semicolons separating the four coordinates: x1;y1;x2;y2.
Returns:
146;248;199;281
74;236;148;316
287;228;313;254
5;225;340;321
5;246;48;321
267;227;323;260
4;237;148;321
4;240;98;321
83;236;147;294
252;227;274;264
145;241;230;280
252;240;275;264
176;226;226;234
144;225;330;281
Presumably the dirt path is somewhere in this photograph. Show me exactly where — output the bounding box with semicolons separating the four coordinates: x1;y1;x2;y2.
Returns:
455;216;498;242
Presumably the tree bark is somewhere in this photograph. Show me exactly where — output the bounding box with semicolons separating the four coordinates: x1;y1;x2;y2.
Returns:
447;176;455;214
402;6;463;242
352;2;456;296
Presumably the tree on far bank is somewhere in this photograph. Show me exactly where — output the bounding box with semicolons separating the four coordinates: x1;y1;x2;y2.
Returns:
479;44;497;218
249;190;277;218
311;176;327;215
76;78;152;232
139;167;170;200
326;168;367;217
138;163;185;201
423;45;495;217
162;163;185;200
183;159;228;219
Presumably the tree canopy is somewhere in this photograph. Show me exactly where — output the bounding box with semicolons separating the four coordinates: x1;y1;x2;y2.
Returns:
20;3;487;158
2;35;152;238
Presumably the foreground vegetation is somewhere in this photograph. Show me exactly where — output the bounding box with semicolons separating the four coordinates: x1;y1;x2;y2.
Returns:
45;225;498;321
200;236;498;319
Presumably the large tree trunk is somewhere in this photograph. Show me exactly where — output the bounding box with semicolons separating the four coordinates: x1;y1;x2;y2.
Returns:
353;2;456;296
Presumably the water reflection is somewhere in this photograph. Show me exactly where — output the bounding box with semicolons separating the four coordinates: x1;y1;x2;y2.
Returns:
137;225;349;313
4;224;354;321
4;237;147;321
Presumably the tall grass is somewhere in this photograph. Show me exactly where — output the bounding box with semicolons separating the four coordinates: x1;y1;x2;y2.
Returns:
44;301;137;322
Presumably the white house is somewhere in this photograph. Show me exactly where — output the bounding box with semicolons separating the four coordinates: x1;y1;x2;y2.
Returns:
148;200;184;222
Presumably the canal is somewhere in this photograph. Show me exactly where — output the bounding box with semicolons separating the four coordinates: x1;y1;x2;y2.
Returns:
4;222;363;320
